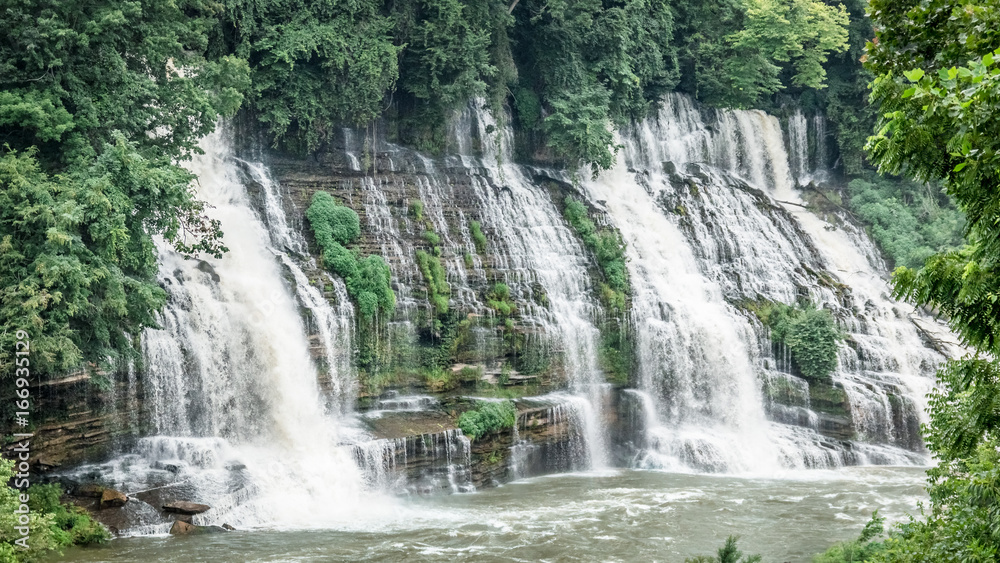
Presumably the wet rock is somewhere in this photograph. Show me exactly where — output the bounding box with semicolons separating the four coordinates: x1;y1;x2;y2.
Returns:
222;523;236;531
77;484;105;498
169;521;195;535
99;488;128;509
169;521;228;535
153;461;182;473
162;501;211;515
33;457;60;472
196;260;221;282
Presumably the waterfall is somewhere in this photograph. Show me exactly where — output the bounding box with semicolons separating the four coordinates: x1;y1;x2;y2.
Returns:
583;93;948;472
237;159;357;414
787;110;810;185
121;128;392;529
584;144;787;473
451;103;611;469
352;428;474;494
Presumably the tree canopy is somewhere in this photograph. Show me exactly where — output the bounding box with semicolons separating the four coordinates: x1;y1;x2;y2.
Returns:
0;1;248;378
860;0;1000;559
208;0;852;171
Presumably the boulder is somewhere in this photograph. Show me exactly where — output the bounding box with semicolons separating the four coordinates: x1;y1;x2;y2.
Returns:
169;521;229;535
163;501;211;515
196;260;221;282
99;488;128;509
153;461;182;473
169;521;196;535
77;484;105;498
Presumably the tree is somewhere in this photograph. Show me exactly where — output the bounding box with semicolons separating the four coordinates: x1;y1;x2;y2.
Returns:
673;0;849;109
862;0;1000;559
0;1;248;379
216;0;399;153
513;0;679;172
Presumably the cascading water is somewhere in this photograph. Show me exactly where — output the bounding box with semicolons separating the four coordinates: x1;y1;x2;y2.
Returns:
450;104;612;469
238;159;357;414
77;128;396;531
583;142;788;473
584;93;951;472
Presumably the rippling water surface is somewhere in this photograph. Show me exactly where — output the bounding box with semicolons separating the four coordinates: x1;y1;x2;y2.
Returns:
54;467;927;563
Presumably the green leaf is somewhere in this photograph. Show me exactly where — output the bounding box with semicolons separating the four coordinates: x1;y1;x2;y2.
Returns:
903;68;925;82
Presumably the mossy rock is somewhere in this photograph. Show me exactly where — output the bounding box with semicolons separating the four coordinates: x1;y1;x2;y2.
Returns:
808;380;850;418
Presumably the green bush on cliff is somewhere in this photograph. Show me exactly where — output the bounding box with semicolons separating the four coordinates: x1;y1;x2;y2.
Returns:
416;249;450;315
487;283;516;317
753;301;842;381
564;196;629;311
0;459;108;562
470;220;487;254
458;400;517;441
306;191;395;320
306;192;361;247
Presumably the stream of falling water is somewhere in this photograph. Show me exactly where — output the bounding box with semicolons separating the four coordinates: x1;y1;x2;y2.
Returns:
95;128;394;530
584;142;786;473
583;93;952;472
450;103;611;469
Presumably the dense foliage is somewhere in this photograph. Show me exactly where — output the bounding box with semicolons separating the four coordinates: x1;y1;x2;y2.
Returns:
306;191;395;320
0;0;248;379
753;302;841;381
214;0;400;153
675;0;849;109
205;0;856;172
822;0;1000;560
457;399;517;441
847;175;964;269
0;459;108;561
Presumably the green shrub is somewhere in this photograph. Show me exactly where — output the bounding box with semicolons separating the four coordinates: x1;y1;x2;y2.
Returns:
409;199;424;221
457;400;517;441
27;484;110;547
416;249;450;315
685;535;761;563
470;220;487;254
422;230;441;246
0;459;109;561
306;191;361;246
814;512;886;562
753;301;842;381
564;196;629;309
424;367;458;392
487;282;516;317
306;191;395;321
846;175;964;269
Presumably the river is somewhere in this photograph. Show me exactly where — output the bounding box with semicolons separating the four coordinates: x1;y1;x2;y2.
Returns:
54;466;926;562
